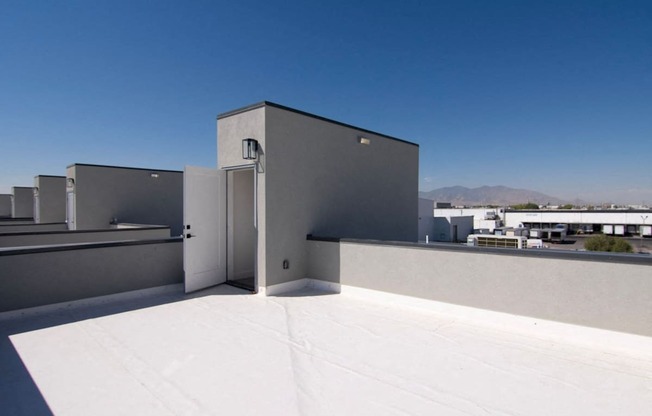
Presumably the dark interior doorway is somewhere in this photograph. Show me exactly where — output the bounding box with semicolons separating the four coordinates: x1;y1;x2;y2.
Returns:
226;168;256;291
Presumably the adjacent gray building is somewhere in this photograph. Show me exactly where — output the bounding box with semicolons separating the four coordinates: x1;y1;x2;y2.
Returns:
184;101;419;294
34;175;66;223
66;164;183;235
11;186;34;218
0;194;11;217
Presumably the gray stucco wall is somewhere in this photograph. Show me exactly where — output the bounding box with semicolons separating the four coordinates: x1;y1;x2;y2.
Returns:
218;107;266;286
307;238;652;337
264;106;418;288
34;176;66;223
0;239;182;313
217;106;264;170
68;164;183;235
418;198;434;242
0;194;11;217
217;102;418;290
11;187;34;218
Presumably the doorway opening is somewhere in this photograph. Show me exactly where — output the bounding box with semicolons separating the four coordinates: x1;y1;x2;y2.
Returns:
33;189;40;223
66;191;75;230
226;168;256;291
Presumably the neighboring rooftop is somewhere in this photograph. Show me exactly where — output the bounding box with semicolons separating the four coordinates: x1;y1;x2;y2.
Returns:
2;284;650;415
66;163;183;173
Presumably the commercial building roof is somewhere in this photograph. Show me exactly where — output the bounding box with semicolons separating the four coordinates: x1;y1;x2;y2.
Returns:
2;284;650;415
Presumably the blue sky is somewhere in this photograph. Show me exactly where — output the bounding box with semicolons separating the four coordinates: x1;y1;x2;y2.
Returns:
1;0;650;204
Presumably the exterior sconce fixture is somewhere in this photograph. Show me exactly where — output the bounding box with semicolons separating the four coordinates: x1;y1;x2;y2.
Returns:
358;136;371;145
33;187;39;196
150;172;160;178
242;138;259;160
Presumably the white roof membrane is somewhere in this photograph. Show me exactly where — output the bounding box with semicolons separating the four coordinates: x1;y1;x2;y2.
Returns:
2;284;651;415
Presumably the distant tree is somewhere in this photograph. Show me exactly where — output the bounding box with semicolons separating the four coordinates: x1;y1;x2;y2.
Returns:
512;202;539;210
584;235;633;253
559;204;574;209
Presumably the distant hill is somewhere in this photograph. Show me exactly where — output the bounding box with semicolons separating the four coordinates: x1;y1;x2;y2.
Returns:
419;185;570;207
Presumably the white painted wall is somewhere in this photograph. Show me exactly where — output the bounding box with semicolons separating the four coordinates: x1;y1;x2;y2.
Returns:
434;207;504;230
433;215;474;242
307;239;652;337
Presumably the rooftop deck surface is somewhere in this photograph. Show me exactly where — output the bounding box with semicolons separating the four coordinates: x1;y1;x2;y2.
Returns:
1;284;650;415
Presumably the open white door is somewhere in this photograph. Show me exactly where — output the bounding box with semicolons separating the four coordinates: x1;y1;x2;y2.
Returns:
183;166;227;293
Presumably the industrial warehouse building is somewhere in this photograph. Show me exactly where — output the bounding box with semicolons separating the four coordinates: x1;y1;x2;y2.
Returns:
431;206;651;237
504;209;652;236
434;207;504;232
433;214;474;242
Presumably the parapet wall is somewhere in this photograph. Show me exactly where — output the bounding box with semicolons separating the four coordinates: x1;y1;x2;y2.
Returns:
0;222;66;233
0;226;171;247
307;236;652;337
0;238;183;312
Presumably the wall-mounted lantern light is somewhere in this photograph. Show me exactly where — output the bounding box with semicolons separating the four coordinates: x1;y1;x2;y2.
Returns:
242;138;259;160
150;172;160;178
358;136;371;145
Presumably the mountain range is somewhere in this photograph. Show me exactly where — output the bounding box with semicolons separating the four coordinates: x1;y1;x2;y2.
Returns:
418;185;575;207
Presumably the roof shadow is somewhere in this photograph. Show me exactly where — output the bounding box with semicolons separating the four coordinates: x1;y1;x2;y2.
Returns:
0;338;53;415
0;283;249;414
